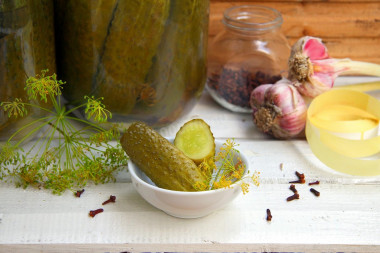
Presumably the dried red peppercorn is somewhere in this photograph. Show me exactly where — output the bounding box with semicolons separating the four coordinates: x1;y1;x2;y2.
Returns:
207;68;282;109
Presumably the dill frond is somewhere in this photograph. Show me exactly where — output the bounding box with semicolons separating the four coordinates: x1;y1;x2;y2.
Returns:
195;138;260;193
0;70;128;194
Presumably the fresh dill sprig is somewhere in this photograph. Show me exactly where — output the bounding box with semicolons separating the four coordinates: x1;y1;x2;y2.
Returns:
194;139;260;193
0;70;128;194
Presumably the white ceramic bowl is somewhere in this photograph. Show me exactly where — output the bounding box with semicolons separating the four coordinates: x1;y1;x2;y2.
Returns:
128;138;249;219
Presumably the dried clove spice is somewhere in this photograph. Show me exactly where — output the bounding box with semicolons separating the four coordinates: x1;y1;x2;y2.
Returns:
310;188;320;197
289;179;305;184
266;209;272;221
207;67;282;108
295;171;305;180
289;171;306;184
309;181;320;186
287;193;300;202
102;195;116;205
89;208;104;217
74;189;85;198
289;184;298;194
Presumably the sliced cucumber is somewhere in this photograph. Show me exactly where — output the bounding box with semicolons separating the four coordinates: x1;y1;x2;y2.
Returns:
174;119;215;165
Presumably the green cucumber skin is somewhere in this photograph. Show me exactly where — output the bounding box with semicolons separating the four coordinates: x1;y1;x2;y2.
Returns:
121;122;207;191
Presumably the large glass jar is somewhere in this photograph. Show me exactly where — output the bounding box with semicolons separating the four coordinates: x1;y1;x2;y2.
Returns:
54;0;209;128
0;0;56;141
206;5;290;113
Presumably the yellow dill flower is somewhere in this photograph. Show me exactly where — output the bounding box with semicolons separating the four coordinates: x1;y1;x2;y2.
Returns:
218;175;232;189
241;182;250;194
1;98;27;118
85;96;112;123
251;171;260;187
193;181;208;191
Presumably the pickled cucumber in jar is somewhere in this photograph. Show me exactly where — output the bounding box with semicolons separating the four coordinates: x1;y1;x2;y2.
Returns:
54;0;209;128
0;0;56;141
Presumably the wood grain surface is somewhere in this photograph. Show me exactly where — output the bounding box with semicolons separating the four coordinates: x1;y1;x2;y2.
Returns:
209;0;380;63
1;77;380;253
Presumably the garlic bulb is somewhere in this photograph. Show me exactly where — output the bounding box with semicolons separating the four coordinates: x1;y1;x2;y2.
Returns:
288;36;380;98
250;79;307;139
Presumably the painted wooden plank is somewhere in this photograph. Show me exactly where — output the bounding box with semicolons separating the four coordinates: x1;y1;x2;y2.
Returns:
0;76;379;252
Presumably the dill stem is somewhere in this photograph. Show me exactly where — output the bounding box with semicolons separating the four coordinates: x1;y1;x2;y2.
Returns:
48;122;66;137
11;116;53;147
32;117;59;158
65;116;106;132
64;103;87;116
22;102;53;114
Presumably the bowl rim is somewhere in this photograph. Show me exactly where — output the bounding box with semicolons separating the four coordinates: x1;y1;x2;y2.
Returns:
128;138;249;196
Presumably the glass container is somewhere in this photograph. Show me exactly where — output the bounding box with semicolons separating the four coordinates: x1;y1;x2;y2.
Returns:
206;5;290;113
54;0;209;128
0;0;56;141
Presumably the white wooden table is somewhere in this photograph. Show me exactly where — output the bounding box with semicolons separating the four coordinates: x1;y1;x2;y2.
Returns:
1;77;380;253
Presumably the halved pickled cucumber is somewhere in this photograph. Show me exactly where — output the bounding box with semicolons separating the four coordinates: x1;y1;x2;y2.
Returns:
120;122;209;191
174;119;215;165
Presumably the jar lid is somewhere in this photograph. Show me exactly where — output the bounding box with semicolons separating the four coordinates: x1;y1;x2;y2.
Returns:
223;5;283;32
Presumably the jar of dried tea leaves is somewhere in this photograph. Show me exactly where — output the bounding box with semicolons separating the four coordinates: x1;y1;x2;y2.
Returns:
207;5;290;113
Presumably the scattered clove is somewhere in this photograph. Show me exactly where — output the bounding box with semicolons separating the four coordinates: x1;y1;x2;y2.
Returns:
74;189;85;198
266;209;272;221
289;171;306;184
310;188;320;197
102;195;116;205
287;193;300;202
289;184;298;194
295;171;305;180
309;181;320;186
89;208;104;218
289;179;305;184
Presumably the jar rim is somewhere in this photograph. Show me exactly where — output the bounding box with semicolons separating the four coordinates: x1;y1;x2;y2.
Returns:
223;5;283;32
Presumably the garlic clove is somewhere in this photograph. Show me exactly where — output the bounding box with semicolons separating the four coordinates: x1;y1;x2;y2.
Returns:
302;36;329;60
250;79;307;139
249;84;272;109
289;36;380;98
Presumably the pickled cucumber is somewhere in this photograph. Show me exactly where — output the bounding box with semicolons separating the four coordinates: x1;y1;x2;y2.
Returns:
120;122;209;191
174;119;215;165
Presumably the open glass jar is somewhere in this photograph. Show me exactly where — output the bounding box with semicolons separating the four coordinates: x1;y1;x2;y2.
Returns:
54;0;209;128
207;5;290;113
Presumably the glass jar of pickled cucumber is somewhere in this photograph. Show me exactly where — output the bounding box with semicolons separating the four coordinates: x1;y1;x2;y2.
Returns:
206;5;290;113
54;0;209;128
0;0;56;141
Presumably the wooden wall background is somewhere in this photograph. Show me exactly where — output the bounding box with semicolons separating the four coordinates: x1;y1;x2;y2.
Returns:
209;0;380;64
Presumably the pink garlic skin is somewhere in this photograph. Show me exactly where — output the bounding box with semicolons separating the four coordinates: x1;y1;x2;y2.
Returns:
288;36;347;98
249;84;272;109
250;80;307;139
